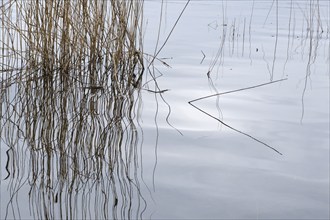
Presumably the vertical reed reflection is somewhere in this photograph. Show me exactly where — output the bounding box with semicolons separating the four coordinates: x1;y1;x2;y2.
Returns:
3;74;147;219
1;0;148;219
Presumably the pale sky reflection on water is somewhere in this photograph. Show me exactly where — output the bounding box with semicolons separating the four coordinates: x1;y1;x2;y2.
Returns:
1;0;329;219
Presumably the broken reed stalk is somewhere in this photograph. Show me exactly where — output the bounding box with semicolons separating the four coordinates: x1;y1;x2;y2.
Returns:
188;78;288;155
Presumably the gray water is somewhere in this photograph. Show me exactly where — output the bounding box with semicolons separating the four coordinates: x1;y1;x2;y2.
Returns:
1;0;329;219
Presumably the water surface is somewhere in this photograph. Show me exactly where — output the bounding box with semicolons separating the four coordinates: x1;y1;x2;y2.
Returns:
1;0;329;219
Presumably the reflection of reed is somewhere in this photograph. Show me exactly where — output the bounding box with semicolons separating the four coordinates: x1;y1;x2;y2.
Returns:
1;0;147;219
3;82;147;219
17;82;144;219
206;0;328;80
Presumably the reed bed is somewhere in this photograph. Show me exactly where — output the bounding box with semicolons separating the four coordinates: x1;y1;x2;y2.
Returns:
1;0;146;219
1;0;144;89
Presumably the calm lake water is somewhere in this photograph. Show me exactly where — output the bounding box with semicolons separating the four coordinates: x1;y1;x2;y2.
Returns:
1;0;329;219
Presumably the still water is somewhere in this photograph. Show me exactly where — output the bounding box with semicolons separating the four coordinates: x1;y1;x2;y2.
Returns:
1;0;329;219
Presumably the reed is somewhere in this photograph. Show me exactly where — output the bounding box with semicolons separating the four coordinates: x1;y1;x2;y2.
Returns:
1;1;146;219
1;0;144;90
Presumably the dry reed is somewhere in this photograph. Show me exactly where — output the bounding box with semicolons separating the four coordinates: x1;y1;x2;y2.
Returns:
1;0;146;219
